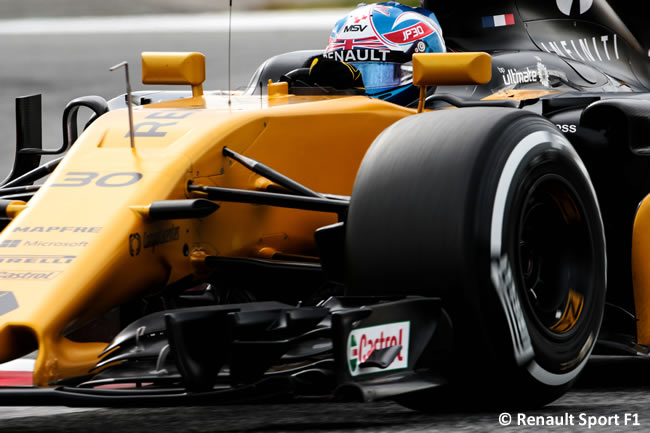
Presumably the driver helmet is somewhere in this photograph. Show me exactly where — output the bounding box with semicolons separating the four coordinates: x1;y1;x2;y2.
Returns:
324;2;445;105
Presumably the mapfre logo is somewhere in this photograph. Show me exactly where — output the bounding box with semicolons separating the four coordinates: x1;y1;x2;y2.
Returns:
347;321;409;376
556;0;593;16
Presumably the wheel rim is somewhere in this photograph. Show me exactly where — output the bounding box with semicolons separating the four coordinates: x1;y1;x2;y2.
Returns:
517;174;592;339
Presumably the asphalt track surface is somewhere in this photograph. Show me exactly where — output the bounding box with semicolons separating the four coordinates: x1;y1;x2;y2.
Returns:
1;11;650;433
2;358;650;432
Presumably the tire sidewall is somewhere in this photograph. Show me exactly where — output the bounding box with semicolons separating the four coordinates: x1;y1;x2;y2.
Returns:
478;123;606;388
344;108;606;406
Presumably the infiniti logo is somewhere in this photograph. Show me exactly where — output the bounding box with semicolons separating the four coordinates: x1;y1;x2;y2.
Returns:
556;0;593;16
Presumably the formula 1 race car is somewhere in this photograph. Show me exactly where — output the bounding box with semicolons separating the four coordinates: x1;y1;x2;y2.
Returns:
0;0;648;410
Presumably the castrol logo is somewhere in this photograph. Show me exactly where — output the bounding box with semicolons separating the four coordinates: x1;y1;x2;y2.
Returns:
347;321;410;376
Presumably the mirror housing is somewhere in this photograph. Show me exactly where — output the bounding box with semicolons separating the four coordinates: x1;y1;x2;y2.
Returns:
412;52;492;87
141;52;206;97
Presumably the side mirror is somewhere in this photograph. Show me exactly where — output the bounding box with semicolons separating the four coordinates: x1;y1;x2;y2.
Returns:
412;52;492;113
141;52;206;97
412;52;492;87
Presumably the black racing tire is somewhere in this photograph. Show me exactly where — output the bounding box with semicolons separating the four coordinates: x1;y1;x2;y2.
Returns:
345;107;606;410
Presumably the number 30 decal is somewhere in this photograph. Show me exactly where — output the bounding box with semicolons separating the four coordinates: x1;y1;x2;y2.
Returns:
52;172;143;188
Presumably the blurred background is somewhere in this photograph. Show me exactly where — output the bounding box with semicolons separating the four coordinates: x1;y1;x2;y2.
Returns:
0;0;420;17
0;0;419;176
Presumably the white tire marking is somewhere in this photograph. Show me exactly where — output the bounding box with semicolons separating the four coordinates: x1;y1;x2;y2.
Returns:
489;129;603;385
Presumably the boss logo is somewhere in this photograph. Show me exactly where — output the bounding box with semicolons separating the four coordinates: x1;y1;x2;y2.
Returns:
556;124;577;134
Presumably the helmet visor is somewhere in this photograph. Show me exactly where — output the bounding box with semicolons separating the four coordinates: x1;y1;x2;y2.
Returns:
351;62;413;93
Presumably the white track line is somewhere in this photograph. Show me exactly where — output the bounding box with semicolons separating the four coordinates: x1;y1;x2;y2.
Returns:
0;406;98;420
0;358;35;372
0;9;346;35
0;356;98;418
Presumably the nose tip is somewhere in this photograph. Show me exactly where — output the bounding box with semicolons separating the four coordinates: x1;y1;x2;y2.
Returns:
0;291;18;317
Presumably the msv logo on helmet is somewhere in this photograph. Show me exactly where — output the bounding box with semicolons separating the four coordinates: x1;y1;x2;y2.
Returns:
343;24;368;33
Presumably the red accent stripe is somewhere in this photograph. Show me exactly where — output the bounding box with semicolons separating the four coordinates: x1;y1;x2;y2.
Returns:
383;23;434;44
0;372;32;386
505;13;515;25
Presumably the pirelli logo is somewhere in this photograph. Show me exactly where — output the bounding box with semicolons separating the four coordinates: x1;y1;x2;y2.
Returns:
0;255;75;264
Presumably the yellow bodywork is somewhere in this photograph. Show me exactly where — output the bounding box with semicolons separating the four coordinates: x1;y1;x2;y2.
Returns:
0;50;523;386
632;196;650;345
482;89;562;101
0;86;415;386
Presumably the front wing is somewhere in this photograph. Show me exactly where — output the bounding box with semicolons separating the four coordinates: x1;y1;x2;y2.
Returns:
0;296;451;407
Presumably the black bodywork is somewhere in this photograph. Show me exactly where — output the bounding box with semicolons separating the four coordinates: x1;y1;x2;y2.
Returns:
240;0;650;357
427;0;650;89
0;297;452;406
421;0;650;355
